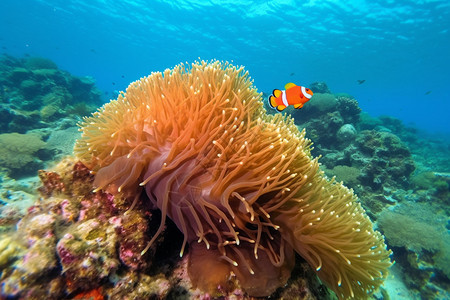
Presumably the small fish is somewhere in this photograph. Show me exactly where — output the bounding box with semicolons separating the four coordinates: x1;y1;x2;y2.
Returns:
425;90;432;95
290;72;295;76
357;79;366;84
268;83;313;112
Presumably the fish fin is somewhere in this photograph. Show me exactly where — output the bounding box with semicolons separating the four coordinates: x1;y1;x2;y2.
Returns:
269;95;277;108
285;82;297;89
273;89;282;98
294;103;303;109
276;105;287;112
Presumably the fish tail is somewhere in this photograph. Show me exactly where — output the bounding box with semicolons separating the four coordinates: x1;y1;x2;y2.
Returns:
273;89;282;98
269;95;277;108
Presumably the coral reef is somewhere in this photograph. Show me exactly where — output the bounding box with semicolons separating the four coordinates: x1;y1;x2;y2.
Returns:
0;128;78;179
0;159;156;299
0;54;102;133
288;85;415;196
354;130;415;190
264;81;448;298
336;124;357;144
3;59;447;299
0;132;47;177
0;55;103;181
0;157;326;299
74;60;391;298
378;202;450;298
290;93;360;149
309;81;331;94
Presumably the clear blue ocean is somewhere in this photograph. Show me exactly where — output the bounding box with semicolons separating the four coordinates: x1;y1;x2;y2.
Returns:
0;1;449;300
1;0;449;134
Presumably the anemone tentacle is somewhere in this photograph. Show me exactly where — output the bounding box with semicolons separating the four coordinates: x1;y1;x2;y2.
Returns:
75;60;392;299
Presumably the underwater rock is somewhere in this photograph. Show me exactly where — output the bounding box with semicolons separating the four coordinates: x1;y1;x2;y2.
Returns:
20;79;42;99
411;171;450;204
0;236;23;268
0;132;47;178
108;271;171;299
0;54;102;134
23;56;58;70
327;165;361;188
309;93;338;113
336;123;357;144
301;110;345;148
0;158;168;299
309;81;331;94
45;126;81;160
8;67;31;84
336;94;361;124
116;210;151;270
291;90;362;151
0;106;14;131
355;130;415;190
1;210;58;297
40;104;63;122
316;129;417;193
359;111;384;131
377;202;450;298
6;109;42;133
56;219;120;293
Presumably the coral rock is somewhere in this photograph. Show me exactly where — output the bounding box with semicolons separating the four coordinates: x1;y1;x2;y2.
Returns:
337;123;357;143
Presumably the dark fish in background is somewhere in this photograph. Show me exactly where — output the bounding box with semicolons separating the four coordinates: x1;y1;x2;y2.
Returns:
425;91;432;95
290;72;295;76
121;75;125;78
357;79;366;84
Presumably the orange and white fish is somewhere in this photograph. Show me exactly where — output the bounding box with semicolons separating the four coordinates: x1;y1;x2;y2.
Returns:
268;83;313;112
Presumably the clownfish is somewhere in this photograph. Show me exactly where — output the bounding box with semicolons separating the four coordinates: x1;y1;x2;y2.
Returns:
268;83;313;112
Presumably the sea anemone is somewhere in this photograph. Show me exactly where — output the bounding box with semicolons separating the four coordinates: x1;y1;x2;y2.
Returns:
75;60;392;299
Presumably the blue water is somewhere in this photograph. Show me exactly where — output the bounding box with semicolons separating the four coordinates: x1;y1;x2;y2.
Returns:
1;0;449;134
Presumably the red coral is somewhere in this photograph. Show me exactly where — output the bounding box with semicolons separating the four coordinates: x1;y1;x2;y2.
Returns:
72;161;93;181
78;191;117;221
116;211;150;270
57;234;78;265
38;169;66;197
72;288;104;300
70;161;95;196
